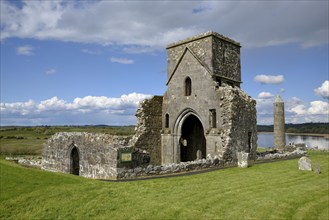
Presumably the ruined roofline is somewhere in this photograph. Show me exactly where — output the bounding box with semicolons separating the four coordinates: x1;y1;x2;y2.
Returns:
166;31;241;49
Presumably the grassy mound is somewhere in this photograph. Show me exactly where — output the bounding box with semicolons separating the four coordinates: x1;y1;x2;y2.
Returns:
0;151;328;219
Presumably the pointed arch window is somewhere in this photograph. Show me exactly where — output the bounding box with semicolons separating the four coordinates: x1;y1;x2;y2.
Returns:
185;77;192;96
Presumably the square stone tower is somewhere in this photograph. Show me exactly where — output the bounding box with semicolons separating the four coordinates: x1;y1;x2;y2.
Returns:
161;31;257;164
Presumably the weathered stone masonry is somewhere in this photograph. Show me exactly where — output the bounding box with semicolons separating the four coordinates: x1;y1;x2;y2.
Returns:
42;31;259;180
42;96;163;179
42;132;132;179
161;31;257;165
129;96;163;165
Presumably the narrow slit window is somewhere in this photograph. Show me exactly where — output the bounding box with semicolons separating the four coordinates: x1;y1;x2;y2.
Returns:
165;114;169;128
248;132;252;152
185;77;192;96
210;109;217;128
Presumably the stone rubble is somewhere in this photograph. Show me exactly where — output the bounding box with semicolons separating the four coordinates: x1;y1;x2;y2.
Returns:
117;154;228;179
256;149;306;161
5;156;42;168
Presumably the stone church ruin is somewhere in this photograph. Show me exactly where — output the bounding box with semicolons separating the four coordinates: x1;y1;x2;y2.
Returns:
42;31;258;180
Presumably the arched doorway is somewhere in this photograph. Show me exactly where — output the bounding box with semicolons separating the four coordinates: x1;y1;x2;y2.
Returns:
70;147;79;175
180;115;206;162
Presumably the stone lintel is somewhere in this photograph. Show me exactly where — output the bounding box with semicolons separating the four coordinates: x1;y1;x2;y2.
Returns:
213;75;242;84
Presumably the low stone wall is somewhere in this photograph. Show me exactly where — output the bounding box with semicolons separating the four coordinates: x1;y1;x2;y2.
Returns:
5;156;42;168
256;149;307;161
116;149;307;180
8;147;307;180
117;154;229;179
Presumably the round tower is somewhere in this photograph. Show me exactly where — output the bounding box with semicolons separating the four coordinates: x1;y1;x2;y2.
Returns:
274;94;286;150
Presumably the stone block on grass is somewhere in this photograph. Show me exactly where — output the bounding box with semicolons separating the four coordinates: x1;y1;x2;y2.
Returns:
298;156;312;171
237;151;249;168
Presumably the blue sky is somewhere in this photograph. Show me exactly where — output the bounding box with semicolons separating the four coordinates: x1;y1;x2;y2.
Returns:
1;0;328;126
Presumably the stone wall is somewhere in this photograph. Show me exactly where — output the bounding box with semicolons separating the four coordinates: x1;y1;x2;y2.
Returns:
219;86;258;162
42;132;132;179
166;31;241;85
118;154;228;180
129;96;163;165
212;38;241;83
117;148;306;180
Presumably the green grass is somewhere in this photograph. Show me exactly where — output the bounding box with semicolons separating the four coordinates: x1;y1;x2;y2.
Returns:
1;150;328;219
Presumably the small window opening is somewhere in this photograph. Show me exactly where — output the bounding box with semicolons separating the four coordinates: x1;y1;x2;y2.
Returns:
165;114;169;128
216;79;222;87
209;109;217;128
185;77;192;96
248;132;252;153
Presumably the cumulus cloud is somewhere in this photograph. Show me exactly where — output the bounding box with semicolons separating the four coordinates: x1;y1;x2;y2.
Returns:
1;1;327;49
16;45;34;56
110;57;134;65
0;93;152;125
314;80;329;99
288;100;329;123
257;92;274;99
255;95;329;124
254;75;284;84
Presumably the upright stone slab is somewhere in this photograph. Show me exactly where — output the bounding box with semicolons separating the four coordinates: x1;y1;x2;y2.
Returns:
298;156;312;171
314;163;321;174
237;151;249;168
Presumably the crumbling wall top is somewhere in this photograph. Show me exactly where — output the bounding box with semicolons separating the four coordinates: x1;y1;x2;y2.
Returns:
46;132;132;148
166;31;241;49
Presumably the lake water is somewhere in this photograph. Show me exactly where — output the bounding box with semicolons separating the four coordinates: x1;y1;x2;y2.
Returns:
257;133;329;150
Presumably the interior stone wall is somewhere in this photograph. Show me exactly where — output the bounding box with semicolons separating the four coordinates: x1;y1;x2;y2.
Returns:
129;96;163;165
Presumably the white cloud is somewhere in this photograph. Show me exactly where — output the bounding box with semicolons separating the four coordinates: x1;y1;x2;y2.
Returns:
290;105;306;115
45;68;56;75
314;80;329;99
308;101;329;115
16;45;34;56
0;93;152;125
1;1;327;49
288;100;329;122
110;57;134;65
254;75;284;84
81;49;101;55
257;92;274;99
255;95;329;124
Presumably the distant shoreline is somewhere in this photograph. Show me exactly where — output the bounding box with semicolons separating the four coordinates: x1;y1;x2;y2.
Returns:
257;132;329;138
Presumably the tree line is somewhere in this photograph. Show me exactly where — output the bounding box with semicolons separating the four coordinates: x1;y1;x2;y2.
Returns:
257;123;329;134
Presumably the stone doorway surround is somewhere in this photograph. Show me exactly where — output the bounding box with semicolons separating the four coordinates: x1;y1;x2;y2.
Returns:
174;109;206;163
70;145;80;175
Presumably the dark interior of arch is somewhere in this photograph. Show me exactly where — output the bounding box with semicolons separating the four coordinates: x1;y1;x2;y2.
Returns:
70;147;79;175
180;115;206;162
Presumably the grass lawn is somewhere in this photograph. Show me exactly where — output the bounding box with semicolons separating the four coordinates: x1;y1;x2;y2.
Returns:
0;150;328;219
